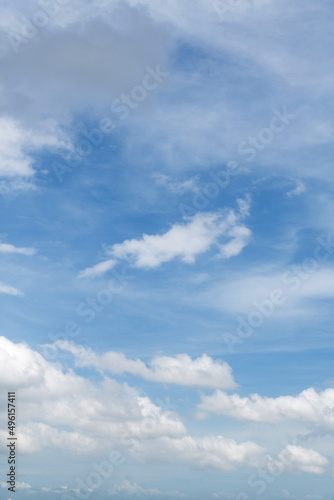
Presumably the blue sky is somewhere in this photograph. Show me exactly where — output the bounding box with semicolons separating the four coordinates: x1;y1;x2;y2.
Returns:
1;1;334;499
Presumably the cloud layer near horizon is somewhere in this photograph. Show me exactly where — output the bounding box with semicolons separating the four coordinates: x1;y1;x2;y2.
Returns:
0;335;331;478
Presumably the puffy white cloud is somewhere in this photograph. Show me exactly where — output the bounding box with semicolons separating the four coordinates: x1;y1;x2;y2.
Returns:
15;422;101;455
0;242;36;255
0;337;330;477
0;336;49;387
0;336;185;456
76;200;251;277
197;387;334;429
109;205;251;268
52;340;238;389
76;199;250;274
0;117;71;182
0;281;23;296
269;445;329;475
128;435;267;471
77;259;117;279
0;336;269;472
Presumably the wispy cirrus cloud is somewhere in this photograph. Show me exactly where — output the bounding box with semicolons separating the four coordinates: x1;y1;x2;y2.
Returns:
153;173;200;194
77;259;116;279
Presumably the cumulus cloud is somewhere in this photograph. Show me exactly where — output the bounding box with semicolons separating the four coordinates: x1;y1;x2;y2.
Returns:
128;435;267;471
269;445;329;475
0;281;23;296
52;340;238;389
109;200;251;268
0;337;330;478
78;198;251;276
0;336;185;454
197;387;334;429
0;117;71;183
0;336;269;472
0;242;36;255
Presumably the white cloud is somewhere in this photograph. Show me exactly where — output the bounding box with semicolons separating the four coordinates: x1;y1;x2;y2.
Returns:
201;267;334;317
0;336;269;472
0;481;31;489
0;0;332;188
0;242;36;255
14;421;102;455
0;336;186;456
197;387;334;429
0;281;23;296
109;480;185;497
77;259;116;279
153;173;200;194
129;434;267;471
0;117;71;182
269;445;329;475
76;199;251;277
0;3;172;191
0;4;170;132
51;340;237;390
287;180;306;197
0;337;330;477
105;199;251;269
273;489;325;500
